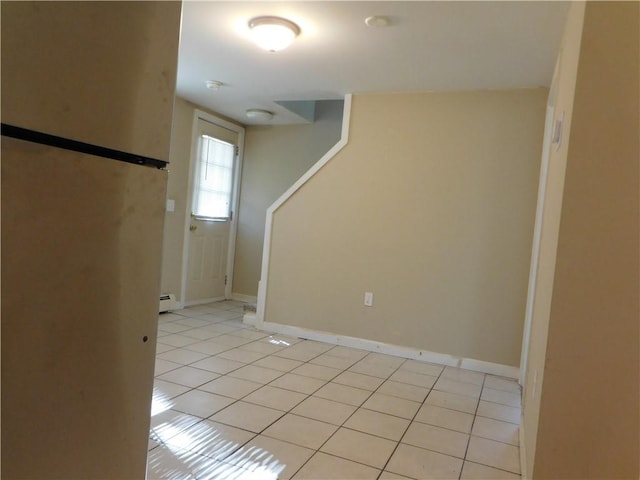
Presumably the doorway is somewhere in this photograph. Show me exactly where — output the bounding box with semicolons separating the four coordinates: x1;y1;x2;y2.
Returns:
181;110;244;305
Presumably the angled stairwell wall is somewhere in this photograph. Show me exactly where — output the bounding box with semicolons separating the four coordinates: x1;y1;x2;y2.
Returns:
233;99;345;301
258;90;547;372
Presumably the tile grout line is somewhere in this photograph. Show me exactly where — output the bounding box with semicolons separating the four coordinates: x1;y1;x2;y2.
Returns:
161;337;361;471
287;351;410;479
151;304;271;477
457;371;486;479
195;342;381;475
373;363;449;479
153;302;524;479
458;373;523;478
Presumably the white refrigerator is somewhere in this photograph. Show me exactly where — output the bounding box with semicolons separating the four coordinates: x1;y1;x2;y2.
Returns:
1;125;167;479
1;2;182;478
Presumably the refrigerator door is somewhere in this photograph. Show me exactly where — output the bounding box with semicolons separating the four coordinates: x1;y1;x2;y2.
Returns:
1;136;167;479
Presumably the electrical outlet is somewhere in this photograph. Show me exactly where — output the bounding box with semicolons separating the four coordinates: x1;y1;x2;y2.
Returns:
364;292;374;307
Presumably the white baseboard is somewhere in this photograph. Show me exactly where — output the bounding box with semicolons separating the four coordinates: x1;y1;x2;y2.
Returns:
258;321;520;379
459;358;520;379
232;293;258;304
183;296;226;307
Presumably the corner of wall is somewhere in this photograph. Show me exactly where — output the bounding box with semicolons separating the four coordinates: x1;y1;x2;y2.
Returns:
520;2;586;477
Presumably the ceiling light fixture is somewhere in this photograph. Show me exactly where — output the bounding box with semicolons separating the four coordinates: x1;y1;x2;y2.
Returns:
365;16;390;27
246;109;274;122
248;16;300;52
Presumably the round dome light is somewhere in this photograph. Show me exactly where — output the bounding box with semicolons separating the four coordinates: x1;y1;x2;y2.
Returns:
248;16;301;52
365;16;391;27
246;109;274;122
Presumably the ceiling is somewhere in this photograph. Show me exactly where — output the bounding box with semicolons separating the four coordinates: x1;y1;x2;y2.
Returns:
177;1;570;125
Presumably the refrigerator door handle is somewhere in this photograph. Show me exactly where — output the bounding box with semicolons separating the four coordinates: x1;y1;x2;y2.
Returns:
1;123;168;169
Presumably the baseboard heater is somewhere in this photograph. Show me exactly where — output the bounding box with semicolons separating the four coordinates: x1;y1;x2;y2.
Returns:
159;293;177;313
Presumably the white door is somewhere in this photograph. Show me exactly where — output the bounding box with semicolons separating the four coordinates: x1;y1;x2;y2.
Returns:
185;117;240;304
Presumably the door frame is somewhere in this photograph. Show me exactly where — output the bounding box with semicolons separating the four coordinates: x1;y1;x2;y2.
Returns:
519;54;561;387
180;109;245;306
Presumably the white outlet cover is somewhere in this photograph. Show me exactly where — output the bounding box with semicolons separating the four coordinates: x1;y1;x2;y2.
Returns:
364;292;374;306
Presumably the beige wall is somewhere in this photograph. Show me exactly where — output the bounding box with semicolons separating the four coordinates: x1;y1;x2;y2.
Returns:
265;89;547;367
160;97;243;303
529;2;640;478
160;97;195;300
233;100;344;298
521;2;585;476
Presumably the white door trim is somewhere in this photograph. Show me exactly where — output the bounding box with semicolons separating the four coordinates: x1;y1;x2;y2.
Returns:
520;104;554;387
180;110;245;305
519;55;561;387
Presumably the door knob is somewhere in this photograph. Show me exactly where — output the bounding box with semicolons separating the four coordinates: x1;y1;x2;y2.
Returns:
190;224;197;231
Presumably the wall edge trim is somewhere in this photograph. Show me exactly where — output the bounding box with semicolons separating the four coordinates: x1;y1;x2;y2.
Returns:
256;94;353;325
242;312;257;326
259;320;520;379
520;419;528;479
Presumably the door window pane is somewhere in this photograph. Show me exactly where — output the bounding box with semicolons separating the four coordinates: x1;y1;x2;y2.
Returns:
192;135;235;220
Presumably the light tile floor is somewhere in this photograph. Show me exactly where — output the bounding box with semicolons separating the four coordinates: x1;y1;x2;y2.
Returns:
148;301;522;480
